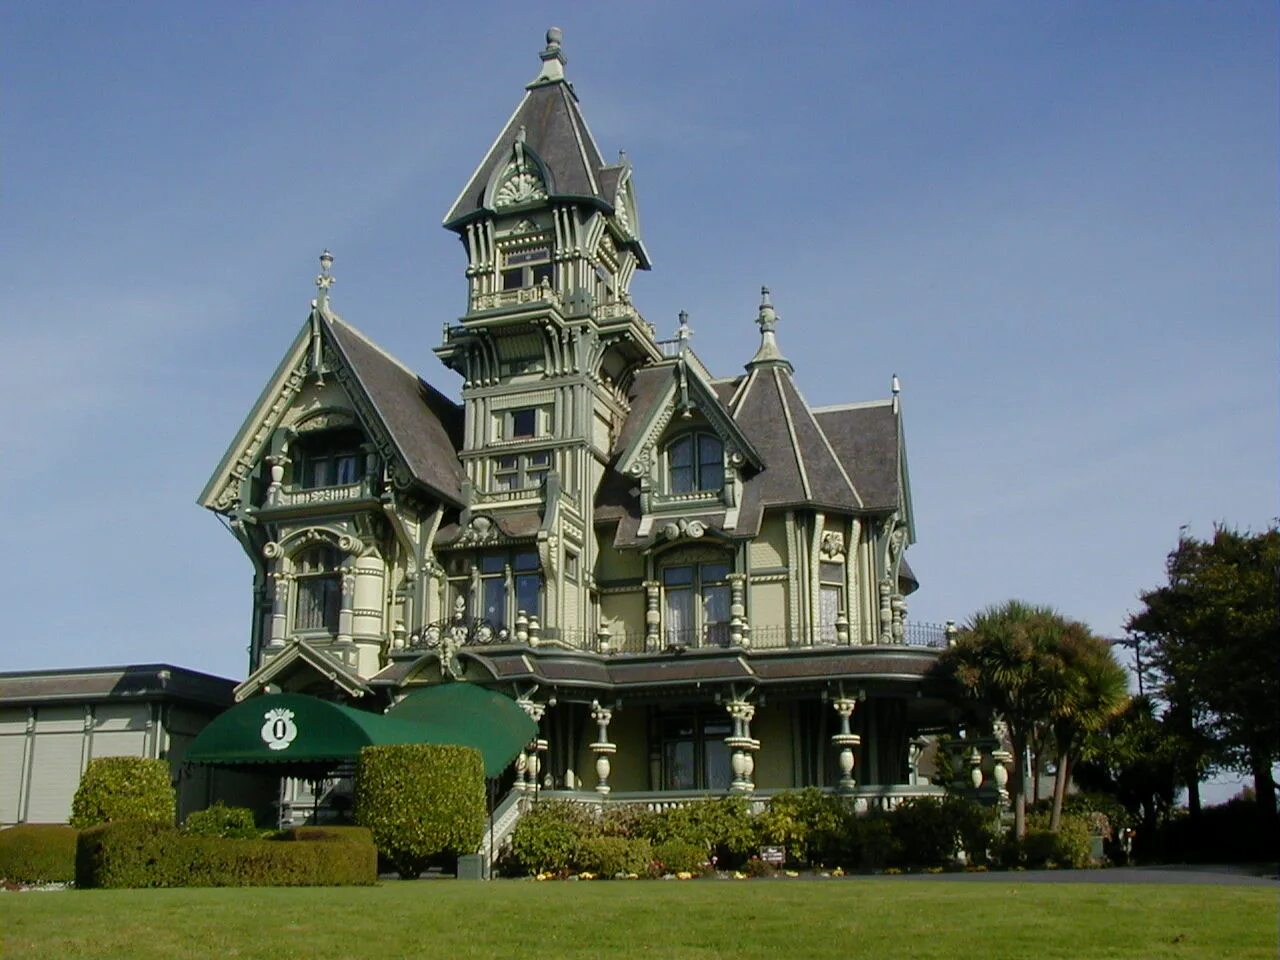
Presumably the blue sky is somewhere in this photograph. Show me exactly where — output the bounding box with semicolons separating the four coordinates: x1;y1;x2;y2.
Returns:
3;3;1276;790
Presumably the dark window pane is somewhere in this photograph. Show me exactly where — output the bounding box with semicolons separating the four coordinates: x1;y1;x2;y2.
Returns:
697;435;723;467
515;573;541;619
701;563;730;583
483;578;507;627
663;565;694;586
530;263;554;286
529;451;550;466
501;269;523;290
480;555;505;574
819;562;843;582
669;464;694;493
514;551;540;571
663;739;696;790
335;455;359;484
669;436;693;467
698;460;723;492
511;409;536;438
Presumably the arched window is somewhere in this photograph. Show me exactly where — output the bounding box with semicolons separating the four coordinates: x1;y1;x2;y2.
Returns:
293;545;341;634
666;433;724;494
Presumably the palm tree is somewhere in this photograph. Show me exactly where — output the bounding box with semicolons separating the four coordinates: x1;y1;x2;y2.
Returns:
1046;627;1130;831
941;600;1068;839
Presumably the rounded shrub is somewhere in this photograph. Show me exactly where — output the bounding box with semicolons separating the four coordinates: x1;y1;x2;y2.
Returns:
650;839;707;875
70;756;175;829
354;743;485;879
642;797;758;866
183;802;259;839
510;800;597;875
0;824;79;884
577;835;652;877
757;789;855;866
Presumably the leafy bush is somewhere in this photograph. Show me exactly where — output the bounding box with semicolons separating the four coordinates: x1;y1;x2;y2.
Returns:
354;743;485;879
0;824;78;884
183;803;259;839
650;839;707;874
642;797;758;866
75;821;376;888
1156;797;1280;863
757;789;855;866
847;813;898;869
886;796;997;868
509;800;597;875
1005;813;1094;869
282;826;375;844
70;757;175;829
577;835;652;877
598;803;658;839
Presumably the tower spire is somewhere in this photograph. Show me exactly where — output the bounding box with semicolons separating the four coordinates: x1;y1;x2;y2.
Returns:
747;285;792;370
530;26;566;86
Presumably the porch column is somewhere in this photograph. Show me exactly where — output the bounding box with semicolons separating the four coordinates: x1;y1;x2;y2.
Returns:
516;699;547;794
831;698;861;794
727;573;747;647
725;700;758;794
643;580;661;651
590;701;615;795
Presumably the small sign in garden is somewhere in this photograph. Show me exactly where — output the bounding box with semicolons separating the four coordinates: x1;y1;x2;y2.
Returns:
759;846;785;865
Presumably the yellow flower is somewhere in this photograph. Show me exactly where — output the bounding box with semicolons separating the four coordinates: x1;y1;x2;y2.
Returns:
785;870;800;878
676;871;694;880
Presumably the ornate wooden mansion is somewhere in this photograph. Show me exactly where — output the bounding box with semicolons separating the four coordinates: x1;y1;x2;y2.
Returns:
198;29;965;822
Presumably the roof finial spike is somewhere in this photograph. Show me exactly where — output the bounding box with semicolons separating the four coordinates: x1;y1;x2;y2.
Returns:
315;249;335;300
676;310;691;353
747;285;790;370
891;373;901;396
532;26;567;85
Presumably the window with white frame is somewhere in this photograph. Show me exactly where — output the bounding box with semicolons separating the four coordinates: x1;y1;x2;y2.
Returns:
662;560;731;648
501;246;554;291
293;545;341;634
493;450;551;490
818;561;844;642
666;432;724;494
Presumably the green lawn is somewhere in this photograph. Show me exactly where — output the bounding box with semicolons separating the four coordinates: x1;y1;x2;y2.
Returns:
1;879;1273;959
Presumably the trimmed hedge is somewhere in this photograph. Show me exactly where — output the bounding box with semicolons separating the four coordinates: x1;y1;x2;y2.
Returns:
577;835;653;877
650;839;708;874
282;826;375;845
509;800;597;875
75;821;377;888
70;756;175;829
0;824;79;884
354;743;485;879
183;803;259;839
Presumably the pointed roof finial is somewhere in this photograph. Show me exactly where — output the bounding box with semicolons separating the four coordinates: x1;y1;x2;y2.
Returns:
747;285;791;370
315;249;335;300
891;373;901;395
532;27;567;85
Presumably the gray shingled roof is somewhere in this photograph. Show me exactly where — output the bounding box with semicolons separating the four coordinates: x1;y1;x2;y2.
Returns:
326;316;466;506
444;79;608;227
813;403;901;511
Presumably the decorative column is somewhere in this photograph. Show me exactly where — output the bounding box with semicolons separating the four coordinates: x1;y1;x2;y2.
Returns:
878;577;893;644
265;455;288;506
596;621;612;655
991;720;1012;806
831;698;861;794
944;620;958;647
516;699;547;794
643;580;661;651
589;701;616;795
727;573;747;647
724;701;759;794
968;746;985;791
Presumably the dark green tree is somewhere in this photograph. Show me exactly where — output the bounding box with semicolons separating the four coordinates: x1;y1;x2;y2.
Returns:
1128;525;1280;821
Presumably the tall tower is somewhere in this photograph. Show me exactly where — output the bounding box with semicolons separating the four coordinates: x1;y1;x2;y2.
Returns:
434;28;657;642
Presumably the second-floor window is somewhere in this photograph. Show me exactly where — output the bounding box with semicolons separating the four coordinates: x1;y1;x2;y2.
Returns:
478;551;542;630
293;545;341;634
667;433;724;494
663;560;730;648
494;451;551;490
818;561;844;642
293;429;363;489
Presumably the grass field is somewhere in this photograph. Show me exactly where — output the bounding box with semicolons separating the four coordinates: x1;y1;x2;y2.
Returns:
1;879;1274;959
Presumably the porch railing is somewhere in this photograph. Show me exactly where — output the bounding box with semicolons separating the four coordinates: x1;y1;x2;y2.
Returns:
537;784;946;813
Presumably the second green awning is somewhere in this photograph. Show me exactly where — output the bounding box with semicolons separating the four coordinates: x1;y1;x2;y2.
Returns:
386;683;537;778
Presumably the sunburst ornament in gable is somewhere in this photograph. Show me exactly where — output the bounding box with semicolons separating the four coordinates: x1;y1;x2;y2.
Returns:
494;161;547;208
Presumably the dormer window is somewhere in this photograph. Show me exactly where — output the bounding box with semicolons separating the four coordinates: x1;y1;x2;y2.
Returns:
293;428;364;489
501;246;553;290
667;433;724;494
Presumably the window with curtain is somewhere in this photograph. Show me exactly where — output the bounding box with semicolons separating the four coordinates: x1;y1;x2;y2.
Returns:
819;561;844;642
476;550;542;630
292;428;364;490
662;560;731;648
293;545;341;634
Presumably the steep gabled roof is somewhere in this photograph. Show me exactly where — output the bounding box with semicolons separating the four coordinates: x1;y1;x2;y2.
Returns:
443;66;607;227
326;317;466;505
813;401;903;512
